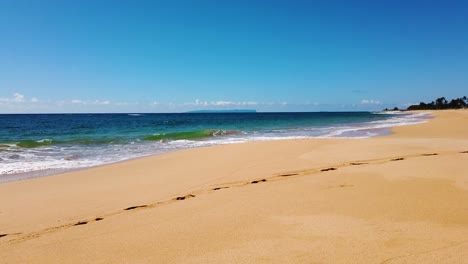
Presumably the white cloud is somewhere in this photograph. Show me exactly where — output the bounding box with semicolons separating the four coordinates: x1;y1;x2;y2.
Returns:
212;101;231;106
360;99;382;105
0;92;25;103
71;99;110;105
93;100;110;105
190;99;257;107
13;93;25;102
193;99;208;106
31;97;39;103
213;101;257;106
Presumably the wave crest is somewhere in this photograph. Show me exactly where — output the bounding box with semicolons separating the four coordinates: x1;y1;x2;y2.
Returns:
16;139;55;148
143;129;240;141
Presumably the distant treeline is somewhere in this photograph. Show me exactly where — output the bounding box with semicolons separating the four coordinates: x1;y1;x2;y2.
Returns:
407;96;467;110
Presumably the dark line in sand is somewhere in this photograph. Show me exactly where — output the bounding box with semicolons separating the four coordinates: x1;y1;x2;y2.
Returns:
350;162;368;165
174;194;196;201
422;153;438;156
74;221;88;226
124;205;148;211
391;158;405;161
95;217;104;221
279;173;299;177
321;168;337;172
0;232;21;239
213;187;229;191
251;179;267;184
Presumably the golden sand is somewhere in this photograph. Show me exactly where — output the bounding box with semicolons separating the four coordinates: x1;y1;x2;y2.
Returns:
1;110;467;263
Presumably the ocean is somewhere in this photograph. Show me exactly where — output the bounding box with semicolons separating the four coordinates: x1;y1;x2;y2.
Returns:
0;112;429;182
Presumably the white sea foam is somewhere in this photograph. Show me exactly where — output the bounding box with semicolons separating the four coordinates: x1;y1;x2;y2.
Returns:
319;112;430;138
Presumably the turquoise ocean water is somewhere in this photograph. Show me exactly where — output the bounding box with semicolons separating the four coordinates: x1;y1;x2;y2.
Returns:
0;112;429;182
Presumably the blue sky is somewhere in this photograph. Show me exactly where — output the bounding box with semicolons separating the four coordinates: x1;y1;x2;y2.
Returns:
1;0;467;113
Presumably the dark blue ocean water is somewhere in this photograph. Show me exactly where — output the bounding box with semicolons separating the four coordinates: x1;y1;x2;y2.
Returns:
0;112;428;180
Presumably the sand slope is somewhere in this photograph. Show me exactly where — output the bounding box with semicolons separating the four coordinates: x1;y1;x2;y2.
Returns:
1;110;468;263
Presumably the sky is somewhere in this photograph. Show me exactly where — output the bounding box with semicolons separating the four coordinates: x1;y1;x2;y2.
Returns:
0;0;467;113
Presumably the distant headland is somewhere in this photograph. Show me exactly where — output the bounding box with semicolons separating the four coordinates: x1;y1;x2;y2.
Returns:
406;96;467;110
185;109;257;113
384;96;467;111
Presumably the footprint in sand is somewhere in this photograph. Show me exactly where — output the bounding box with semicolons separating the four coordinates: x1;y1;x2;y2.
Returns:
279;173;298;177
174;194;196;201
350;162;367;166
251;179;267;184
124;205;148;211
0;232;21;238
212;187;229;191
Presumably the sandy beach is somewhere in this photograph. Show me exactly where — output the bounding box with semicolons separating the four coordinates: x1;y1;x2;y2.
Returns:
0;110;467;263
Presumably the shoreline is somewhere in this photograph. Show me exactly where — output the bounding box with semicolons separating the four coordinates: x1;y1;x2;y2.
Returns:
0;111;430;183
1;110;467;263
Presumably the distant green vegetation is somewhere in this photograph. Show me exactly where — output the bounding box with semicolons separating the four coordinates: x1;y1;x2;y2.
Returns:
383;107;401;111
407;96;467;110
